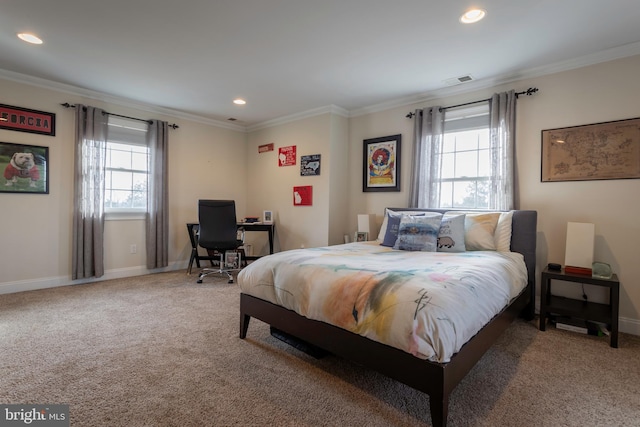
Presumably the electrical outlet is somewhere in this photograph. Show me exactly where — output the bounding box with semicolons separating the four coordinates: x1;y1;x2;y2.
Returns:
130;244;137;254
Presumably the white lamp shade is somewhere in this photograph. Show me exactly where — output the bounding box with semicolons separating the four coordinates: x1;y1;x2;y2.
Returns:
564;222;595;269
357;214;377;241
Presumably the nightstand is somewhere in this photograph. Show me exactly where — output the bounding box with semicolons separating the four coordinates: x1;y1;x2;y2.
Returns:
539;267;619;347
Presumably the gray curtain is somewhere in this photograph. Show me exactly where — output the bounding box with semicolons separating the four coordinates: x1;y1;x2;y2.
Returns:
146;120;169;269
408;106;445;208
489;90;517;210
72;105;108;279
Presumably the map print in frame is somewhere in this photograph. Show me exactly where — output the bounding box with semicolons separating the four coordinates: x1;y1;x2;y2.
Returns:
541;117;640;182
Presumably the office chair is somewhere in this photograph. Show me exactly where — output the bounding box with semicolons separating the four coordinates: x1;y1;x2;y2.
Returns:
196;200;244;284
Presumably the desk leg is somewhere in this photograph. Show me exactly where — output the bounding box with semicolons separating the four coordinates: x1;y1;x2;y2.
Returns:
187;248;198;275
268;228;274;254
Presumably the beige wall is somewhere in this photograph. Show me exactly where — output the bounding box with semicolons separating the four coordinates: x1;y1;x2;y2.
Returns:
245;112;349;253
0;78;246;291
348;55;640;334
2;54;639;335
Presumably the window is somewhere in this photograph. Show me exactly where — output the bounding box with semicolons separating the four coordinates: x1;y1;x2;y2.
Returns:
104;117;149;214
437;103;490;209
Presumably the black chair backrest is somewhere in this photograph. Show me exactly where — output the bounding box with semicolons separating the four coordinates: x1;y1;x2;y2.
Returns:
198;200;239;250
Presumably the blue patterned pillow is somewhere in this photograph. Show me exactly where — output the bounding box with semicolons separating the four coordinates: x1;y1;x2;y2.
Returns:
393;213;442;252
437;213;466;252
381;212;425;247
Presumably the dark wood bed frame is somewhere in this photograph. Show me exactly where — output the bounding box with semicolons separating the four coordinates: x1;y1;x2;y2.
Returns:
239;209;537;427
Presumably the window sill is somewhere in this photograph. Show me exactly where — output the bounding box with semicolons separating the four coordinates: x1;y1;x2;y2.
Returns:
105;211;146;221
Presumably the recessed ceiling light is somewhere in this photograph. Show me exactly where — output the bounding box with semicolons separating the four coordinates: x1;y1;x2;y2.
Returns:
17;33;43;45
233;98;246;105
460;9;486;24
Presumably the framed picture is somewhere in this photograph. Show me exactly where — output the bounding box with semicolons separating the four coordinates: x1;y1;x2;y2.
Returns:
0;141;49;194
300;154;321;176
263;210;273;223
363;134;401;192
224;251;241;269
0;104;56;136
278;145;296;166
354;231;368;242
541;117;640;182
293;185;312;206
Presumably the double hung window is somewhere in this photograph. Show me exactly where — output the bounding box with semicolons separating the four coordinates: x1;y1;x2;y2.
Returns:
437;103;490;209
104;117;149;215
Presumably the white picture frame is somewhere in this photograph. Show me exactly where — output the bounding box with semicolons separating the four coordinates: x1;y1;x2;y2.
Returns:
354;231;368;242
224;251;241;269
263;210;273;224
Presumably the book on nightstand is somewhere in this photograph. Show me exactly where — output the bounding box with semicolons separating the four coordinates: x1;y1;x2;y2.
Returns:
551;316;607;337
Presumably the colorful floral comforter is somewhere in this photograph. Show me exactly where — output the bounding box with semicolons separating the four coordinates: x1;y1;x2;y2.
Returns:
237;241;528;363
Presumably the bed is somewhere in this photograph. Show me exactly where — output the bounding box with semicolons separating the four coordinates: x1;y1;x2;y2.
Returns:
237;208;537;426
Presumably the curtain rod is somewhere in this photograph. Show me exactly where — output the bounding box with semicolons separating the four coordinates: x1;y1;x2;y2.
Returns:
405;87;539;119
60;103;179;129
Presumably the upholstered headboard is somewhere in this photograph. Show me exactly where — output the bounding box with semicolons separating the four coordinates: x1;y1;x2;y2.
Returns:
386;208;538;318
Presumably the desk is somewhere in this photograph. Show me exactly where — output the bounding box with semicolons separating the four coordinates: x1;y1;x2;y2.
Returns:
187;222;275;274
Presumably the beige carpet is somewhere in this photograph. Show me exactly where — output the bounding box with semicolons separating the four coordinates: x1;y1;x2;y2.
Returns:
1;270;639;426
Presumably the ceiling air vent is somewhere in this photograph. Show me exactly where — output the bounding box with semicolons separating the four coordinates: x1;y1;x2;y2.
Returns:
444;74;475;86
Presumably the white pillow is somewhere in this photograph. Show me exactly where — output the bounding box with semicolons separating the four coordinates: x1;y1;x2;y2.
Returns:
494;211;513;252
437;213;466;252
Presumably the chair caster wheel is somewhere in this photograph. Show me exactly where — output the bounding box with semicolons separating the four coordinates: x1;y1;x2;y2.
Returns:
197;279;203;284
228;279;234;284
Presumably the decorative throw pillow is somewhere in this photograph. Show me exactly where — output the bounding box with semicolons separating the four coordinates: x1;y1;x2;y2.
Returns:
393;213;443;252
494;211;514;252
464;212;501;251
437;213;466;252
381;211;425;247
377;209;429;241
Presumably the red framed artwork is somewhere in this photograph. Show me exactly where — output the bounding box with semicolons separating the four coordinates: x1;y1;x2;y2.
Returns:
0;104;56;136
293;185;312;206
278;145;296;166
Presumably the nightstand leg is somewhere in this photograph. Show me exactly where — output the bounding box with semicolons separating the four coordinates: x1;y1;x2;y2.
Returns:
611;285;619;348
539;276;549;331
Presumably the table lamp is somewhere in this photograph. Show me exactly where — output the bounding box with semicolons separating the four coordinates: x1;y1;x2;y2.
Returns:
357;214;377;241
564;222;594;275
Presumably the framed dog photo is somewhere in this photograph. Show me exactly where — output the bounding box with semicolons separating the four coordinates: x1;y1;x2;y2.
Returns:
0;141;49;194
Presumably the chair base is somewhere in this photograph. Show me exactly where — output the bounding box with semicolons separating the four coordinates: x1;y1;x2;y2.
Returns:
197;268;235;284
196;250;242;284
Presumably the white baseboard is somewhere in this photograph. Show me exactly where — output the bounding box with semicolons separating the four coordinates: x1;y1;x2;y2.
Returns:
0;262;186;295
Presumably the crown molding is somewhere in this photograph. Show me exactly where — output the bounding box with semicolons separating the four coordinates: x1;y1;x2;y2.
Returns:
349;41;640;118
4;40;640;132
246;104;349;132
0;69;246;132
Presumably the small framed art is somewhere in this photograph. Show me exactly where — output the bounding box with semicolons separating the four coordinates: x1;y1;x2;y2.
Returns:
300;154;321;176
224;251;241;269
263;210;273;223
354;231;369;242
293;185;312;206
